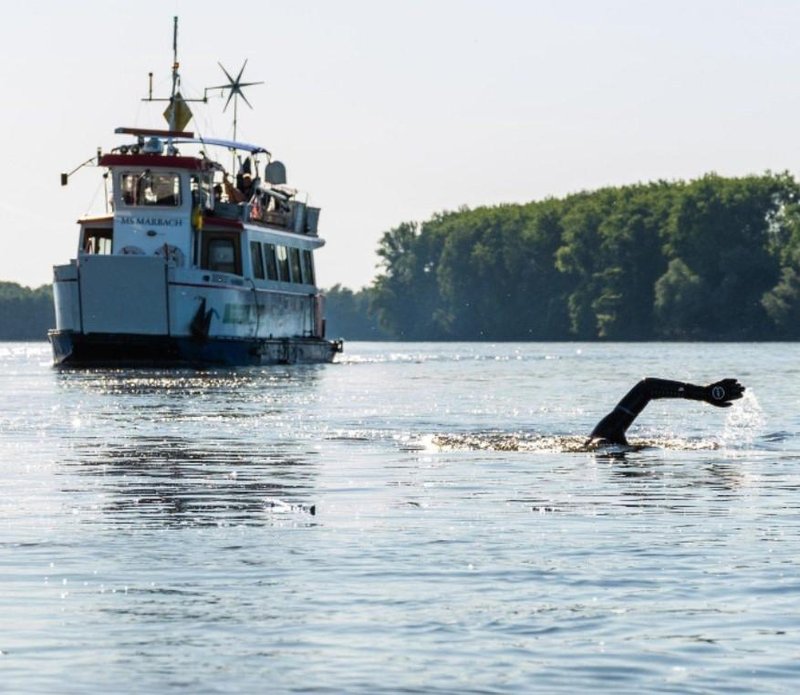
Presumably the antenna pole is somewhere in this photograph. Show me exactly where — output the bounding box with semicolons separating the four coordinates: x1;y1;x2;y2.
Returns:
168;16;179;143
231;97;240;173
233;94;239;141
139;17;205;133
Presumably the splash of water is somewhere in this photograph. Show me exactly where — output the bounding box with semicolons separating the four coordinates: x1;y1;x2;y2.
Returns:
424;432;719;454
719;390;765;450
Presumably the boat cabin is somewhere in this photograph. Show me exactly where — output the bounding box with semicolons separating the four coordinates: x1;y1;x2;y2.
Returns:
78;129;323;291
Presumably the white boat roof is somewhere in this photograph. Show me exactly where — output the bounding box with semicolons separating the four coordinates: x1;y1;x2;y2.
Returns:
173;137;270;156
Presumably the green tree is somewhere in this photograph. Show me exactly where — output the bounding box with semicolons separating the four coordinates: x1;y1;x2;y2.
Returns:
366;171;800;341
654;258;708;338
323;284;389;340
761;264;800;335
434;206;530;338
0;283;54;340
371;220;448;339
657;173;798;338
761;199;800;337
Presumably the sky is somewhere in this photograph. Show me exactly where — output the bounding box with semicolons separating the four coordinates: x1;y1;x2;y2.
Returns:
2;0;800;290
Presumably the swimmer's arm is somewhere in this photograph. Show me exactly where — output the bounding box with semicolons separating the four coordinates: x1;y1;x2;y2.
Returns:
589;377;745;445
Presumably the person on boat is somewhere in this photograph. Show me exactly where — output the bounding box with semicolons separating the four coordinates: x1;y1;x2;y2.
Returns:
239;172;255;200
223;172;256;204
588;377;745;446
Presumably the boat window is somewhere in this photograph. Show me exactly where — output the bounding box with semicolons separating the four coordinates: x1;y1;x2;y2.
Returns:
289;248;303;284
201;233;241;275
82;228;113;255
276;245;290;282
302;250;315;285
209;240;236;273
264;243;278;281
120;171;182;207
250;241;265;279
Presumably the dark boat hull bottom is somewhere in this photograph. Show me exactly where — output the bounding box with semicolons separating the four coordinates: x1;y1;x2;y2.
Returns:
48;330;342;367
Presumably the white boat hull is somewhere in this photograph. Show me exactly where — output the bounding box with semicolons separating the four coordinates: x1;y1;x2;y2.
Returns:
50;257;341;367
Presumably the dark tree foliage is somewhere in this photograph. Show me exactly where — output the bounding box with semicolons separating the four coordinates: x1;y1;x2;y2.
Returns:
368;172;800;340
0;283;54;340
657;173;798;339
323;284;389;340
435;203;570;339
371;219;450;339
761;206;800;333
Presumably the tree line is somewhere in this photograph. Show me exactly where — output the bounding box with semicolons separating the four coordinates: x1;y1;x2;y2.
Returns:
327;172;800;340
0;283;54;340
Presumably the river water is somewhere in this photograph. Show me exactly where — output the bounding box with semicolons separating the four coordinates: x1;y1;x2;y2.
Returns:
1;341;798;693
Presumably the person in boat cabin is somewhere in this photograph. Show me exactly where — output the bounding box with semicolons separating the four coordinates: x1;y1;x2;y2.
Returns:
212;183;224;206
588;377;745;446
223;172;256;204
239;172;255;200
223;173;246;203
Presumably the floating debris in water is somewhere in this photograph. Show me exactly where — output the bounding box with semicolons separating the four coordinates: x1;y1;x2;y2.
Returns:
264;498;316;515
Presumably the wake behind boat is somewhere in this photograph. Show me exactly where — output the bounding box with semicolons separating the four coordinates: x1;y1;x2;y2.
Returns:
49;18;342;367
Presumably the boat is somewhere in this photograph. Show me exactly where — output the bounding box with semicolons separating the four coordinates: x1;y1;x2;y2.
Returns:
49;18;342;367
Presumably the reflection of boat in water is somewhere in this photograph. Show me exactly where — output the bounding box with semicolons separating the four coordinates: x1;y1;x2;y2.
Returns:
49;18;342;367
66;433;318;527
56;368;321;526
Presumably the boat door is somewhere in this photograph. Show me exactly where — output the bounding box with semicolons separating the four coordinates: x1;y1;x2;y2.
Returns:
201;231;242;275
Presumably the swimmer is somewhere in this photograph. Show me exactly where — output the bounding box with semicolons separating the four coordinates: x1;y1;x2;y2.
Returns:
588;377;745;447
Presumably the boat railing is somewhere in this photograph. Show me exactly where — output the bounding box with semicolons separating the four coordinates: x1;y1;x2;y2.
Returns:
209;199;320;236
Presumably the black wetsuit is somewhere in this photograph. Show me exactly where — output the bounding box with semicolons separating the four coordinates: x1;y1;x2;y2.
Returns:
589;377;745;446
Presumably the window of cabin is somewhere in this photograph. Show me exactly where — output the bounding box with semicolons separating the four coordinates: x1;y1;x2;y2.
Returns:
250;241;265;279
209;240;236;273
201;233;241;275
302;250;315;285
276;245;290;282
191;174;212;209
120;171;182;207
82;228;113;255
289;248;303;284
264;243;278;281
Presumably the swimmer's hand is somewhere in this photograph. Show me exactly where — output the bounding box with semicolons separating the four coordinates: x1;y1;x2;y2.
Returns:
702;378;745;407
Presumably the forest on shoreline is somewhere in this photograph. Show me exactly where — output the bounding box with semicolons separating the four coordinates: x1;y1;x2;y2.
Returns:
4;172;800;341
0;283;54;340
328;172;800;341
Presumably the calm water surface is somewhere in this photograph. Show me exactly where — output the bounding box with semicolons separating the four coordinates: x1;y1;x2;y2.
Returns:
1;341;799;693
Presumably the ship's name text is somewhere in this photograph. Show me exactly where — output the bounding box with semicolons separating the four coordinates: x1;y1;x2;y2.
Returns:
117;216;185;228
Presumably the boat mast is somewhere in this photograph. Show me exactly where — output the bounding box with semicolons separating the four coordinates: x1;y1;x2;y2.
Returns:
141;16;201;143
169;16;179;134
163;16;179;152
137;17;265;170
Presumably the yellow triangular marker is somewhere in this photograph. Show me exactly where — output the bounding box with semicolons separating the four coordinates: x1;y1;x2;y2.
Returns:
163;92;193;131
